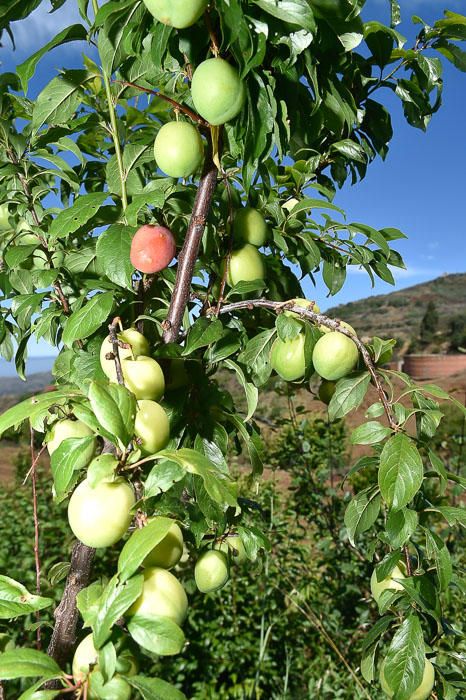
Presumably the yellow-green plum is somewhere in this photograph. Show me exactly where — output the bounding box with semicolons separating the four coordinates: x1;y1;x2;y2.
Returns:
142;0;208;28
218;535;247;564
46;418;96;465
0;204;10;230
154;121;204;178
312;332;358;381
72;634;137;693
380;657;435;700
72;633;98;683
143;520;184;569
68;478;135;548
195;550;230;593
284;298;320;320
320;320;356;335
88;671;132;700
191;58;246;125
128;567;188;625
100;328;150;382
318;379;336;405
226;244;265;286
370;565;406;604
134;400;170;455
121;356;165;401
270;333;306;381
233;207;268;247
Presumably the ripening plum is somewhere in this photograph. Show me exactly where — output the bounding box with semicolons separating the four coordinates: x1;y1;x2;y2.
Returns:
370;565;406;604
100;328;150;382
130;224;176;274
142;0;208;28
380;657;435;700
68;478;135;548
154;121;204;178
270;333;306;381
143;520;184;569
134;399;170;455
233;207;268;247
226;244;265;287
46;418;96;465
121;356;165;401
191;58;246;125
312;331;358;381
128;567;188;625
195;549;230;593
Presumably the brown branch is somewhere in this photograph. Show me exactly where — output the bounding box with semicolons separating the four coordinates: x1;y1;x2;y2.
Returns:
212;298;398;431
205;9;220;56
403;545;412;576
114;80;209;127
30;427;42;649
214;174;235;315
108;317;125;385
162;139;219;344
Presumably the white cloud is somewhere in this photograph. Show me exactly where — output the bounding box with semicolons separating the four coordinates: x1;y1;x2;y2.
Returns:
7;1;84;58
348;265;440;281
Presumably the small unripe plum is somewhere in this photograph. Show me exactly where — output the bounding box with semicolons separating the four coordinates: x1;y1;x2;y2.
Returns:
218;535;246;564
320;320;355;335
143;520;184;569
121;356;165;401
142;0;208;28
0;203;10;231
68;478;135;548
227;244;265;287
284;298;320;320
72;633;98;683
191;58;246;126
370;565;405;604
233;207;268;247
128;567;188;625
195;549;230;593
154;121;204;178
380;657;435;700
318;379;336;405
47;418;96;465
130;224;176;274
100;328;150;382
270;334;306;381
134;399;170;455
312;331;358;381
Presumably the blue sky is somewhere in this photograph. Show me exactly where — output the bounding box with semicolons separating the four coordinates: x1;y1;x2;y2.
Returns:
1;0;465;360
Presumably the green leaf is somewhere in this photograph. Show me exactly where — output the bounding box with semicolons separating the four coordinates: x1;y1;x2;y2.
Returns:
351;421;391;445
50;436;96;500
62;292;114;346
127;676;187;700
77;581;106;629
93;574;143;649
425;530;452;592
31;70;86;134
385;509;418;548
344;488;381;546
0;648;62;680
383;616;426;700
18;685;61;700
253;0;315;32
87;381;134;448
17;24;88;94
434;506;466;528
118;518;175;583
237;329;275;387
360;616;393;682
378;434;424;510
224;359;258;421
328;373;371;421
0;387;79;438
48;192;108;241
87;454;118;488
182;318;225;356
0;576;53;619
95;224;135;289
144;460;186;498
128;615;185;656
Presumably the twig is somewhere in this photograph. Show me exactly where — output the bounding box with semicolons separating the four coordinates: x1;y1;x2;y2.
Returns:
403;545;412;576
214;174;235;314
30;427;42;649
108;317;125;385
205;9;220;56
211;299;398;431
114;80;209;127
162;138;219;343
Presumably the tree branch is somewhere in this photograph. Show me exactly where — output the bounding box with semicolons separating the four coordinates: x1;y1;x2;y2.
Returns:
115;80;209;128
162;140;219;343
211;298;398;430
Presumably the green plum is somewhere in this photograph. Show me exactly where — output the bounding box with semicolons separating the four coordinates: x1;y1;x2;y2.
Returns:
233;207;268;247
270;333;306;381
191;58;246;125
142;0;208;28
100;328;150;382
128;567;188;625
134;399;170;455
143;519;184;569
46;418;96;464
370;565;405;604
380;657;435;700
226;244;265;286
312;331;358;381
154;121;204;178
195;550;230;593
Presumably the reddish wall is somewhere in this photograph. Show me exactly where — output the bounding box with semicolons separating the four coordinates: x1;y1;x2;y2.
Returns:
402;354;466;380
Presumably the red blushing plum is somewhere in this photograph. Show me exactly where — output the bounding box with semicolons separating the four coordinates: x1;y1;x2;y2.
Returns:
130;225;176;274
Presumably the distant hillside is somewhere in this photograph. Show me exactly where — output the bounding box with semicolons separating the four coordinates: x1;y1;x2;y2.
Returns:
326;273;466;353
0;372;52;397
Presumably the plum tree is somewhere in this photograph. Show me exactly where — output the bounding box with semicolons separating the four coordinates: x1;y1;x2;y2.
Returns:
270;333;306;381
154;121;204;178
100;328;150;382
130;224;176;274
143;520;184;569
370;565;406;604
134;399;170;454
227;244;265;286
312;331;359;381
318;379;336;405
128;567;188;625
67;478;135;548
46;419;96;465
121;356;165;401
142;0;208;28
380;657;435;700
233;207;268;247
191;58;246;125
195;550;230;593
